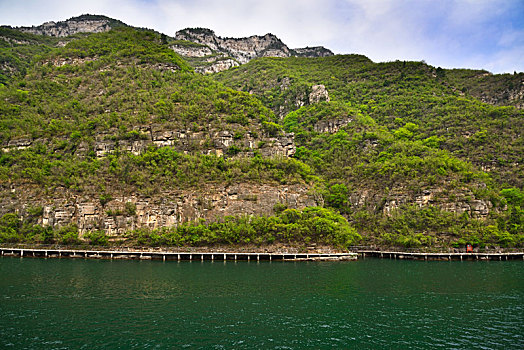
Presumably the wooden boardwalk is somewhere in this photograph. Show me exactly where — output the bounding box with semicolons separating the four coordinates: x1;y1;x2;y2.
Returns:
2;247;522;262
0;247;357;261
358;250;524;261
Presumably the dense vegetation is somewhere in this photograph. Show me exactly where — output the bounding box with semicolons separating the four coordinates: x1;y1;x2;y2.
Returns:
0;21;522;249
0;26;61;84
214;55;524;248
0;28;310;194
215;56;524;187
0;206;360;249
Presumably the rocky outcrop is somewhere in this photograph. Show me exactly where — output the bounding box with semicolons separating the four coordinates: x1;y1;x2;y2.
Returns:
13;16;334;74
175;29;291;65
17;15;123;37
368;187;493;219
173;28;333;73
314;117;352;133
196;58;239;74
2;125;296;159
309;84;330;104
292;47;334;58
170;44;213;57
5;183;317;235
259;133;296;157
1;138;32;151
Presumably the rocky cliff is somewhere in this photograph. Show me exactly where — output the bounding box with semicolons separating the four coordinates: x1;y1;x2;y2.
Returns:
3;183;316;236
173;28;333;73
17;14;125;37
2;127;296;160
292;46;334;58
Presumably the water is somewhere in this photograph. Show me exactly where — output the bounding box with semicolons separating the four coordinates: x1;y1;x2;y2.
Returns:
0;257;522;349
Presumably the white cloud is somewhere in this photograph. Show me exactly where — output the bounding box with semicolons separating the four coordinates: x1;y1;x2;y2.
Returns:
0;0;522;73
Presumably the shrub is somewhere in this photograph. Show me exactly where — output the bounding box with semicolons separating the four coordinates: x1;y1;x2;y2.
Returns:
273;202;288;214
99;193;113;206
84;230;109;246
125;202;137;216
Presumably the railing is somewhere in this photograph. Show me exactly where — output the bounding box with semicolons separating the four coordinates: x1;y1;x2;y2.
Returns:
346;245;523;254
0;243;521;254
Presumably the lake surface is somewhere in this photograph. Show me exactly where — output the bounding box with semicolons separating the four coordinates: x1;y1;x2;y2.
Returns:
1;256;523;349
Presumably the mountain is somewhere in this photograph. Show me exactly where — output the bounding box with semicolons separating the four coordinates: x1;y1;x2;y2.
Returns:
0;16;522;249
173;28;333;73
214;56;523;243
4;15;333;75
16;14;127;37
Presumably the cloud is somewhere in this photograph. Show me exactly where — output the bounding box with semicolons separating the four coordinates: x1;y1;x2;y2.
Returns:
0;0;522;73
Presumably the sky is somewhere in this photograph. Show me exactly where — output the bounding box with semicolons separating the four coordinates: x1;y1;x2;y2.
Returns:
1;0;523;74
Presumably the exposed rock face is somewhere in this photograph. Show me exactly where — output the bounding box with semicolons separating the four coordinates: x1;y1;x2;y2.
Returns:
18;16;115;37
14;16;334;74
292;46;333;58
4;183;317;235
309;84;330;104
1;138;31;151
170;44;213;57
363;187;493;219
3;125;297;159
196;59;239;74
174;28;333;73
475;80;524;109
314;117;352;133
175;29;291;64
0;121;299;236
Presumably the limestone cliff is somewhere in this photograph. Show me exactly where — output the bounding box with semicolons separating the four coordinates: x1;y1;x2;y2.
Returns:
173;28;333;73
3;183;316;236
17;14;125;37
2;122;296;160
292;46;334;58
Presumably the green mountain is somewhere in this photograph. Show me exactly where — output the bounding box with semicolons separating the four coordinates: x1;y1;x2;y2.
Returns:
0;16;522;250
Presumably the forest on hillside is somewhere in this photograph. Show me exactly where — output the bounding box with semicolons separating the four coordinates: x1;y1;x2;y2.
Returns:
0;24;522;249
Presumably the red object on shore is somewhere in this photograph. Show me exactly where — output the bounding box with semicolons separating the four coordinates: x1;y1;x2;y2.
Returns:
466;244;473;253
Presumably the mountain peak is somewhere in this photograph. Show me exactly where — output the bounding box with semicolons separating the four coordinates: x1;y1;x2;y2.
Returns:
7;14;334;73
173;27;333;73
16;14;126;37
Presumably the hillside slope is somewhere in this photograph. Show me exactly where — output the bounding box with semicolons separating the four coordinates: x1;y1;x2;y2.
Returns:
0;28;333;246
214;56;524;247
0;20;522;249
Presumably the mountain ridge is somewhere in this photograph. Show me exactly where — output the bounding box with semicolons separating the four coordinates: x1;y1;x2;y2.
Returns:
15;14;127;37
173;27;332;73
7;15;333;73
0;16;522;249
3;14;521;105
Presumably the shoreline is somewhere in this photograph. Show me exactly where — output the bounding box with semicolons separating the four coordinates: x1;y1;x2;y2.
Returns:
1;246;523;261
0;247;357;261
359;250;524;261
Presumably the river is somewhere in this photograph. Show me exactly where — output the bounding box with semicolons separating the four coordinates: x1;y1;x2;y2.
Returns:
1;257;522;349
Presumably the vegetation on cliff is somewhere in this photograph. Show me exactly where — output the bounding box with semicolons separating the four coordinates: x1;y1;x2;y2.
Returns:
0;28;311;193
0;22;522;249
214;55;524;248
0;207;361;249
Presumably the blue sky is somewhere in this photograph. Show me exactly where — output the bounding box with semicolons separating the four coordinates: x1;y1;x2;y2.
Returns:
1;0;523;73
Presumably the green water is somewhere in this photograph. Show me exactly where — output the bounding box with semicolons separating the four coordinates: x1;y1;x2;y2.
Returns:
0;257;522;349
